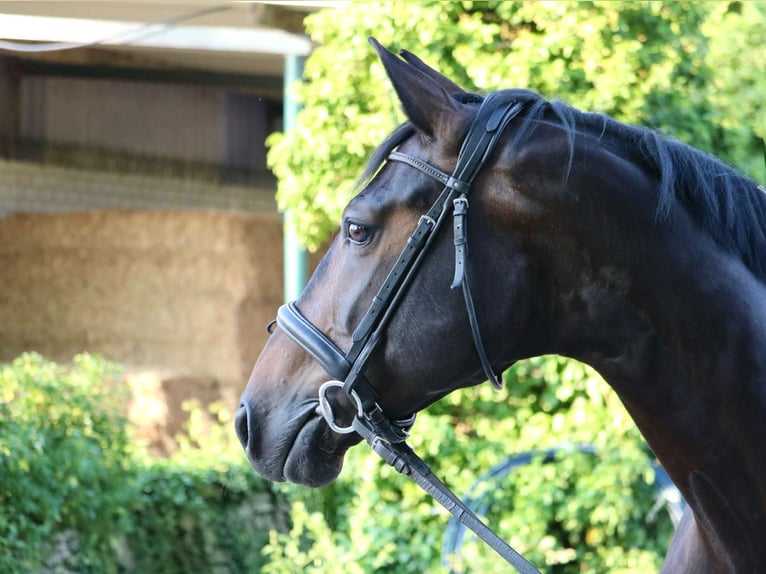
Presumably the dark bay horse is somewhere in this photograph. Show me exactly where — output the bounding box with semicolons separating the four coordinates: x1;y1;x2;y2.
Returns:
236;39;766;573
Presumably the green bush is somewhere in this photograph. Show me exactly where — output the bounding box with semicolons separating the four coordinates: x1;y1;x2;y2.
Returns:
0;353;131;572
263;357;676;573
0;353;677;573
0;353;279;574
124;401;281;574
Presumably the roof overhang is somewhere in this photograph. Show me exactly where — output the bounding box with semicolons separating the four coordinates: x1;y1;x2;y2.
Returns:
0;2;342;75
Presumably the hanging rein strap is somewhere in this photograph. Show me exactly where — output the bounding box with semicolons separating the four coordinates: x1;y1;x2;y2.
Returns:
351;412;541;574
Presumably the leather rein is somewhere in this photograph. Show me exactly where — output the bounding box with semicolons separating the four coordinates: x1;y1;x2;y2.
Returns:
274;92;541;574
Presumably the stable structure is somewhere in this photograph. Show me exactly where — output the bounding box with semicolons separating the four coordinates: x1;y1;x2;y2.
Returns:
0;1;330;452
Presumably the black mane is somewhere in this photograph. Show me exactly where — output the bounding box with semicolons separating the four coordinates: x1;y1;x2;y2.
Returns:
514;90;766;282
361;89;766;282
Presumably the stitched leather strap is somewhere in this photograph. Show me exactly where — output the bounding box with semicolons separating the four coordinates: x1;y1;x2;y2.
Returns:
388;151;472;194
353;410;541;574
451;196;469;289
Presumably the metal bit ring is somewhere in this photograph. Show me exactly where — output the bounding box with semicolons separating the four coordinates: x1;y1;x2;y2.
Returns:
317;380;363;434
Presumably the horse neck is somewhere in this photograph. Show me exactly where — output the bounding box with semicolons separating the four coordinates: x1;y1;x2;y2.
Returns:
532;159;766;570
515;129;766;391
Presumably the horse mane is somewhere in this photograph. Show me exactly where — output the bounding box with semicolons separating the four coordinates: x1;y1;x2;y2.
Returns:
360;89;766;282
504;89;766;283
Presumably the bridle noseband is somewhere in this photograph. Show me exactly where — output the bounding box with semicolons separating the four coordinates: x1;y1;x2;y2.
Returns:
273;93;540;574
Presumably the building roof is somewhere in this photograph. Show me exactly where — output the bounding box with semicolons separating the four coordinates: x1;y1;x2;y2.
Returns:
0;1;344;74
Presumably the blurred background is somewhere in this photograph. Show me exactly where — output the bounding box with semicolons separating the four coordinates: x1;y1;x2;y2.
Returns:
1;2;763;573
0;1;327;453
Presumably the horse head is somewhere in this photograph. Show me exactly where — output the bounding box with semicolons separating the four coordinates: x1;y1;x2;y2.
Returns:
235;40;556;487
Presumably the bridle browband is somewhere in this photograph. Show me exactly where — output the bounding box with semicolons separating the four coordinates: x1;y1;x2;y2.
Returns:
274;92;540;574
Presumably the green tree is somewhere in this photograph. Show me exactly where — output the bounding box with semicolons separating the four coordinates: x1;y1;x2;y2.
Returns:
268;0;764;250
0;353;278;573
702;1;766;179
0;353;132;572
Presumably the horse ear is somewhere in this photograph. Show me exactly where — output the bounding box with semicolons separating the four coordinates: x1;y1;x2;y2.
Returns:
398;49;465;95
369;37;466;140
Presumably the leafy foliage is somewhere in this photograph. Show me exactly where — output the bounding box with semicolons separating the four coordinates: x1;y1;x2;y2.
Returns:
263;357;677;573
123;399;279;574
0;353;132;572
0;353;278;573
702;1;766;178
268;0;765;250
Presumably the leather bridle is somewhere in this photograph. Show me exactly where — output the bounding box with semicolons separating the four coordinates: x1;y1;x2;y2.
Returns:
273;92;541;574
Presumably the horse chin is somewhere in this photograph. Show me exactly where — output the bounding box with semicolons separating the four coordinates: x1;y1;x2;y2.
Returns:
282;415;361;487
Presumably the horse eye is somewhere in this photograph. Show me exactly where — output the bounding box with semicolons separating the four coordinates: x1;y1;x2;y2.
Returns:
347;222;372;245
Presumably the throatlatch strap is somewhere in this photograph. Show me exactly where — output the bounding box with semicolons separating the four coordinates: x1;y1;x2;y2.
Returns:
450;193;503;389
445;94;523;389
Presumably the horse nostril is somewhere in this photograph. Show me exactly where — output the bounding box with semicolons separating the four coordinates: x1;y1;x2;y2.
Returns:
234;403;251;450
